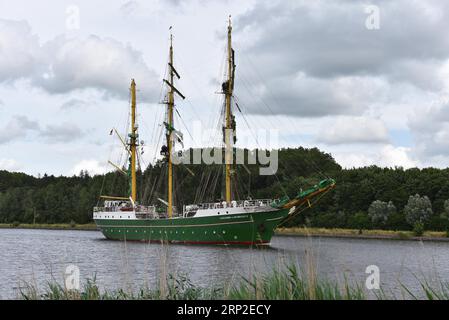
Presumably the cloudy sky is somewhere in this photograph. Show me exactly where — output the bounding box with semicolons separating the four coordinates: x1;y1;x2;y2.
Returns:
0;0;448;176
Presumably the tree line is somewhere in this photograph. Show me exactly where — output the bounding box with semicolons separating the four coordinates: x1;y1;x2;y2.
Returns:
1;147;449;232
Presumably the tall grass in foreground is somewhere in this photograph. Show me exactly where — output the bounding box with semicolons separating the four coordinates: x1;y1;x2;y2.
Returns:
20;262;449;300
226;264;365;300
19;274;221;300
16;239;449;301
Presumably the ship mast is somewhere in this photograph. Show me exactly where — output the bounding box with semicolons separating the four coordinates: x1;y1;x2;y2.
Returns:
167;35;175;218
164;31;184;218
99;80;138;203
224;16;235;204
130;79;138;202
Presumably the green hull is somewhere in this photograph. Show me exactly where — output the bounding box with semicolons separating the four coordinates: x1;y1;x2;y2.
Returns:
95;209;289;245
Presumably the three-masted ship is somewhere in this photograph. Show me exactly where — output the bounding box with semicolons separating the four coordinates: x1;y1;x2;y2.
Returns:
93;19;335;245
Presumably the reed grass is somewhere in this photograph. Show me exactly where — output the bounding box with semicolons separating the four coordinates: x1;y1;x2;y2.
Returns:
18;263;449;300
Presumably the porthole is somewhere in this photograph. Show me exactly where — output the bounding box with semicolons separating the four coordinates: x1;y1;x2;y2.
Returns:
234;235;237;239
222;230;226;234
213;231;216;234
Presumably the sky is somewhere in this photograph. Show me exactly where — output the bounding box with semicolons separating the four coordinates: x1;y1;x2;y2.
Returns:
0;0;448;176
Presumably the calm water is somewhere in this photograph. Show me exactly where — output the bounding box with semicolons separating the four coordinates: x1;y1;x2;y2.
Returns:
1;228;449;299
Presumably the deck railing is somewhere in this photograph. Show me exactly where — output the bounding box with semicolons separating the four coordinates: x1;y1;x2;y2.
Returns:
94;205;156;213
190;199;273;210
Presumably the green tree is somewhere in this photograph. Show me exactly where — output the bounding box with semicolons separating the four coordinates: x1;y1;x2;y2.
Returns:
368;200;396;227
404;194;433;228
441;199;449;234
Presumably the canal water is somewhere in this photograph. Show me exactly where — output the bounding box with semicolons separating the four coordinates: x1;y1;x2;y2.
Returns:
1;228;449;299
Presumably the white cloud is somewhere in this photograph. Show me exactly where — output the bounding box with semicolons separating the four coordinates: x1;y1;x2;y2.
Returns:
0;19;40;82
236;74;388;117
378;145;418;168
333;152;374;169
334;145;418;169
0;116;40;144
36;35;160;101
408;99;449;159
318;116;389;145
233;0;449;124
60;98;89;110
0;158;21;171
0;115;84;144
39;122;84;143
70;159;109;176
0;19;160;102
237;0;449;82
120;1;143;18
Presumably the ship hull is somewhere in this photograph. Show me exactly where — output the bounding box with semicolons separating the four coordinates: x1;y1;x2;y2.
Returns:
94;208;289;245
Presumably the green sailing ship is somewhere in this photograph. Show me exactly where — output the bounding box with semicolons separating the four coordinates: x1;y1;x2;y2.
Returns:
93;18;336;245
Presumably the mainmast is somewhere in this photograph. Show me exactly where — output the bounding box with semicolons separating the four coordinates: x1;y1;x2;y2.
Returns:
164;30;184;218
129;79;138;202
224;16;235;204
167;35;175;218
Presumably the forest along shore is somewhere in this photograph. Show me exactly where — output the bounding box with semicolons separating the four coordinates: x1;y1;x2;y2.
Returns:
2;148;449;234
1;223;449;242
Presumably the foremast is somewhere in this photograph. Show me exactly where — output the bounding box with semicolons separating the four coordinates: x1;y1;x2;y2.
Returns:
100;79;139;203
224;16;236;204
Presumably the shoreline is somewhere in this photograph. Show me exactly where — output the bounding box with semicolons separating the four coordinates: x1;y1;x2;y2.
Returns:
275;227;449;242
1;224;449;242
0;223;98;231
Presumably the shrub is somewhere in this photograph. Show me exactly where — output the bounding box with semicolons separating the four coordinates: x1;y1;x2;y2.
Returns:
347;212;370;230
413;222;424;237
385;212;409;230
396;232;410;240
